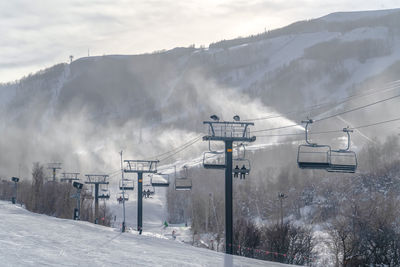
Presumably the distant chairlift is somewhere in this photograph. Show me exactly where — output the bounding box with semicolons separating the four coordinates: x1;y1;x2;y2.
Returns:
117;192;129;203
175;166;192;191
297;119;332;170
203;141;225;169
98;186;110;199
327;127;357;173
151;173;170;187
143;182;155;195
233;143;250;179
119;179;134;191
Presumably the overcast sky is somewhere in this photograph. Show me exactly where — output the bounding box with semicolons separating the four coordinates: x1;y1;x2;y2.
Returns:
0;0;399;83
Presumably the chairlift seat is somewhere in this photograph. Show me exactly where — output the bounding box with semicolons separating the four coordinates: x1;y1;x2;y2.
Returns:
297;144;331;169
151;174;170;187
203;151;225;169
327;150;357;173
119;179;134;190
98;187;110;199
98;193;110;199
233;168;250;174
203;163;226;169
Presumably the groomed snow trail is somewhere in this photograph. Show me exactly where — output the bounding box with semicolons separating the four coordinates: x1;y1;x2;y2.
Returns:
0;201;293;266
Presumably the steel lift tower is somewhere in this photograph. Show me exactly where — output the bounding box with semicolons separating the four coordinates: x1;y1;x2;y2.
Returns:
47;163;62;182
84;174;110;224
203;115;256;254
124;160;159;233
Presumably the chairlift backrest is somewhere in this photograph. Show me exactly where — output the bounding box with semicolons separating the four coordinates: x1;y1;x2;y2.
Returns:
203;151;225;169
175;166;192;190
297;144;331;169
151;173;170;187
175;178;192;190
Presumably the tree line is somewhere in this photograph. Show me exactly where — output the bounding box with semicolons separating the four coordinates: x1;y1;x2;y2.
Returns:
0;162;112;226
167;135;400;266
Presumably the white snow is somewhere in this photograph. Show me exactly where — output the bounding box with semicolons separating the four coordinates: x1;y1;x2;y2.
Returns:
0;201;293;266
109;177;169;231
320;9;400;22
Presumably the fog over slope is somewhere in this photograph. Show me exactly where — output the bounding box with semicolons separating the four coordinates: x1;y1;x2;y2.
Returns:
1;9;400;178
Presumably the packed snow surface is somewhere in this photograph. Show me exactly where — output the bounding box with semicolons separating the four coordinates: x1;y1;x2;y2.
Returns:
0;201;293;266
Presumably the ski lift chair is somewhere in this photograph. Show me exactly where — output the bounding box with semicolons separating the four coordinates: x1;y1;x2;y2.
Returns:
143;183;155;195
117;192;129;203
119;179;134;190
175;166;192;191
233;143;251;179
327;128;357;173
203;141;225;169
98;186;110;199
151;173;170;187
297;119;332;170
203;151;225;169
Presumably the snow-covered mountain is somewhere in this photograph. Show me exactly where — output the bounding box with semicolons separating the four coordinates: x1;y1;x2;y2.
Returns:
1;8;400;178
0;201;291;267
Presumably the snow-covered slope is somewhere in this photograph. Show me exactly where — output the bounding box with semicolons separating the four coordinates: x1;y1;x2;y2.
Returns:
0;201;291;267
320;8;400;22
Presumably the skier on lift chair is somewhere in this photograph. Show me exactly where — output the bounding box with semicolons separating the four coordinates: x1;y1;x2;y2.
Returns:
234;165;240;178
240;165;247;179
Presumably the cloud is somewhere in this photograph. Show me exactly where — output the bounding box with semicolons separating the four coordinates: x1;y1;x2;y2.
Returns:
1;0;400;82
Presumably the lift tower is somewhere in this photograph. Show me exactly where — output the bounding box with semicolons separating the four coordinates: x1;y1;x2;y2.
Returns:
47;163;62;182
84;174;110;224
124;160;158;233
203;116;256;254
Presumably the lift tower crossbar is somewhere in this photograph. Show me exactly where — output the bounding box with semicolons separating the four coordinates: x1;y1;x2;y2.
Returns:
203;119;256;255
124;160;159;233
84;174;109;224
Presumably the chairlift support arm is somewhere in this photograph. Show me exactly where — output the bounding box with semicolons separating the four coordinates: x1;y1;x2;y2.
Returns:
301;119;314;145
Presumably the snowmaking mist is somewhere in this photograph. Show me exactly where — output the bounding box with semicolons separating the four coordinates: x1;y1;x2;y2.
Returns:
0;63;300;180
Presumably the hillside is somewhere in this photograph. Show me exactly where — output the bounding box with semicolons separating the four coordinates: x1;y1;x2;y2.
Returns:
0;9;400;177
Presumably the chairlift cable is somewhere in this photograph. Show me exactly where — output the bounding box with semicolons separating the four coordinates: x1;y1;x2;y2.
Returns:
255;116;400;137
315;93;400;122
243;81;400;122
159;137;202;162
253;92;400;133
148;134;203;159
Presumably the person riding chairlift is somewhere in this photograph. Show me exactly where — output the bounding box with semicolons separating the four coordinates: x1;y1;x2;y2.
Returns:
240;165;247;179
234;165;240;178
